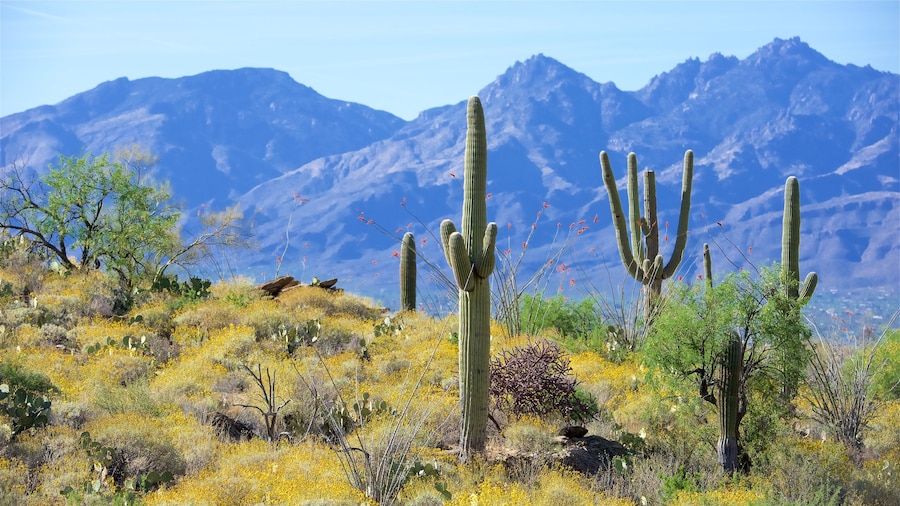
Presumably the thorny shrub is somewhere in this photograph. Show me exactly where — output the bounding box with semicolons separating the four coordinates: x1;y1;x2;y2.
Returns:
489;340;597;428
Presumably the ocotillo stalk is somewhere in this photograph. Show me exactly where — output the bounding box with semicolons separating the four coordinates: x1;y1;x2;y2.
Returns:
781;176;817;301
440;96;498;458
399;232;416;311
717;331;744;474
600;150;694;321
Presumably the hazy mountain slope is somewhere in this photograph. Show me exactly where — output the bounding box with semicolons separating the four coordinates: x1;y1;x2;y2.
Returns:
0;68;406;206
1;38;897;312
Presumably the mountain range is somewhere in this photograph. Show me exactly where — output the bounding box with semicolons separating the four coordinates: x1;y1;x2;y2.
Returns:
1;37;897;317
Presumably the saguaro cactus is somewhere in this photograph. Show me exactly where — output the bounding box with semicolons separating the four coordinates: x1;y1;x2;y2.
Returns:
703;242;713;288
717;331;744;474
399;232;417;311
600;150;694;320
779;176;817;402
440;96;498;458
781;176;817;301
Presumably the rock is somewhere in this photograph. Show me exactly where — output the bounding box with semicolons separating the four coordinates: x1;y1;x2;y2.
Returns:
256;276;299;297
554;435;629;474
557;425;589;438
211;412;255;441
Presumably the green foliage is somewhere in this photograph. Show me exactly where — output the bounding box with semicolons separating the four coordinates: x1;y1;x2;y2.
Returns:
0;360;56;437
151;274;212;309
660;465;701;502
519;293;604;341
0;383;52;436
373;315;404;338
60;431;174;504
870;328;900;400
644;267;810;472
0;359;58;396
0;152;181;290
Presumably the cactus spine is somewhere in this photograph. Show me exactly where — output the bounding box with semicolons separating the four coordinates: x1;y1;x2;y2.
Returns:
600;150;694;320
781;177;817;301
440;96;498;458
717;331;743;474
400;232;417;311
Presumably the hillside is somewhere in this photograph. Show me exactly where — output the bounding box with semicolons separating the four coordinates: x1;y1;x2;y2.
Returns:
0;249;898;504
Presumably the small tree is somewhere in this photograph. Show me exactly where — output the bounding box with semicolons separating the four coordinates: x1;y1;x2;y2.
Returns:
1;150;248;291
644;267;810;473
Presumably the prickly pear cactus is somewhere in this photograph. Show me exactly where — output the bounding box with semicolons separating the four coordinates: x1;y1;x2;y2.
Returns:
400;232;417;311
441;96;498;458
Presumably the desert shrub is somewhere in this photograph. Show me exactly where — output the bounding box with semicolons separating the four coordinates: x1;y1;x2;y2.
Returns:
129;301;175;339
519;293;604;342
749;434;849;505
171;301;241;336
146;439;368;504
93;353;153;387
279;285;383;320
40;269;122;322
0;234;48;299
209;276;264;306
0;360;58;397
85;415;187;488
0;456;30;505
92;380;162;417
870;328;899;401
500;417;558;487
489;340;598;428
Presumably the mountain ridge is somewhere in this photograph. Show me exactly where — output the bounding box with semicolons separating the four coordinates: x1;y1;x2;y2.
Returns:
1;37;897;315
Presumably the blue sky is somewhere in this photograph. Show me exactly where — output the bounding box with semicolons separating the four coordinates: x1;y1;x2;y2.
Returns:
2;1;898;120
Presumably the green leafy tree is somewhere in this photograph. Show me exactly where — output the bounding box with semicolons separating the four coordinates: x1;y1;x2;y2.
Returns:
643;267;810;473
1;149;248;291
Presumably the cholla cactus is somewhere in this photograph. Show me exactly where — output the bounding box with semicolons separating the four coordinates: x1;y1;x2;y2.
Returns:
440;96;498;458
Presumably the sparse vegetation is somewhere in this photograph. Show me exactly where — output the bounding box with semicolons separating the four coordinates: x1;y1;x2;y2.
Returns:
0;105;896;505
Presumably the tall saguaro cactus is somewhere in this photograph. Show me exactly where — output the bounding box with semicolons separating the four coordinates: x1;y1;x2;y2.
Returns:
600;150;694;320
441;96;498;458
779;176;817;402
399;232;417;311
781;176;817;301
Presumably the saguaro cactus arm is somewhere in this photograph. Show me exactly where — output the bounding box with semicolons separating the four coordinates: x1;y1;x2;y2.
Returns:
662;150;694;278
600;151;641;279
600;150;694;284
